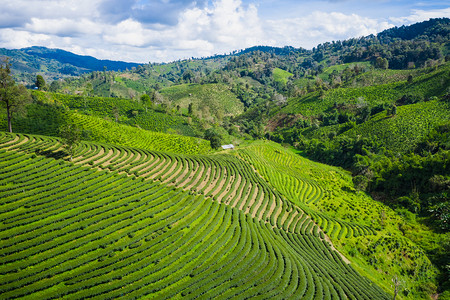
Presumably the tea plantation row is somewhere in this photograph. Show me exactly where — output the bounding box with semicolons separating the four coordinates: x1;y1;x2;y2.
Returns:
0;132;390;299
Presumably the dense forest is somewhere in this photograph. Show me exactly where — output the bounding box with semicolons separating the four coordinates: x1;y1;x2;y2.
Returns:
1;17;449;299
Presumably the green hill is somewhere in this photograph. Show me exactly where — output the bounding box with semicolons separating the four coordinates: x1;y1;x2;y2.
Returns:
160;83;244;122
1;18;449;299
0;98;210;155
0;46;140;86
32;91;200;137
281;63;450;117
66;113;210;154
344;99;450;153
0;132;395;299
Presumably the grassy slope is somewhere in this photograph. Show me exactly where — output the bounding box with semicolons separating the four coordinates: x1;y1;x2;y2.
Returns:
344;99;450;153
160;83;244;120
0;108;210;156
43;92;198;137
273;67;293;85
307;99;450;153
283;63;450;117
237;141;439;298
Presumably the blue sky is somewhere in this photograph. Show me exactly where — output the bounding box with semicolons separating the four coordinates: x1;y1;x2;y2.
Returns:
0;0;449;63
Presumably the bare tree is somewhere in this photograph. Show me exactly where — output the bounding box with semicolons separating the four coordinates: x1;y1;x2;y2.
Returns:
392;275;402;300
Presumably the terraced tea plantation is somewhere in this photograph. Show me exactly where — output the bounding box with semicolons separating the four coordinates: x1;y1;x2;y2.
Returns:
0;131;394;299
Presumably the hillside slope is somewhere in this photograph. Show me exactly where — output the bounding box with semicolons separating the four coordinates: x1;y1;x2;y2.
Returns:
0;132;392;299
1;131;443;298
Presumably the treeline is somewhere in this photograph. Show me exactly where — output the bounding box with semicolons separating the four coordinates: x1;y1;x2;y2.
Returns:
293;99;450;232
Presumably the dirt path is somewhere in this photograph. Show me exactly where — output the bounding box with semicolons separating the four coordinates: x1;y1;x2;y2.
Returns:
184;162;205;190
284;210;299;232
94;148;114;165
203;167;222;195
322;232;351;264
164;160;186;185
159;159;179;182
177;160;199;187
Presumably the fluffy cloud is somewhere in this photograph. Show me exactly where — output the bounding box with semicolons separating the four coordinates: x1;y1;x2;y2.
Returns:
390;8;450;25
0;0;449;63
265;12;393;49
102;0;264;58
99;0;207;25
0;29;51;49
25;18;102;37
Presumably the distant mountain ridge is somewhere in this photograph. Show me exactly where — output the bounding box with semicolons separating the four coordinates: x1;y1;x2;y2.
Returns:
21;46;141;71
0;46;141;85
1;18;449;87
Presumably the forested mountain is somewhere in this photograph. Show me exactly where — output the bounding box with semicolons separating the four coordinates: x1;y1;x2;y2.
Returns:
1;17;449;299
0;46;141;86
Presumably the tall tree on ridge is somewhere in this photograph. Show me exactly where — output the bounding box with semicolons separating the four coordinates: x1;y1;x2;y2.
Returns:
0;58;31;133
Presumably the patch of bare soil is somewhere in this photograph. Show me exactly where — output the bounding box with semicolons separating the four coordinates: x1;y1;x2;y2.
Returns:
265;113;305;132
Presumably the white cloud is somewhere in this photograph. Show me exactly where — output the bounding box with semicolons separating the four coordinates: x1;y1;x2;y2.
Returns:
390;8;450;25
103;19;151;47
265;12;393;49
0;29;51;49
101;0;265;59
0;0;449;63
25;18;102;37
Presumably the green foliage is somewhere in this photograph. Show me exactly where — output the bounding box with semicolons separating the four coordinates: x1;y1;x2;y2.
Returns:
35;75;46;90
204;127;223;149
237;141;440;297
160;83;244;122
0;58;32;133
282;63;450;117
67;112;211;154
272;67;293;86
59;123;81;161
0;132;392;299
33;91;200;137
344;99;450;153
140;94;151;108
376;57;389;69
1;17;450;299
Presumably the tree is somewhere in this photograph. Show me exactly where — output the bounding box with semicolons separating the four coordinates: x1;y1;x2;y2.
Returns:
35;75;46;90
387;104;397;117
60;123;81;161
112;106;120;122
188;102;193;115
391;275;402;300
49;80;62;92
376;57;389;69
273;93;287;106
140;94;152;112
391;104;397;116
407;74;413;83
0;58;31;133
204;128;223;150
151;90;164;105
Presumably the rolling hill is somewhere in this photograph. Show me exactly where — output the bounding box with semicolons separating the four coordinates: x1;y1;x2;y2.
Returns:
1;18;449;299
1;131;423;299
